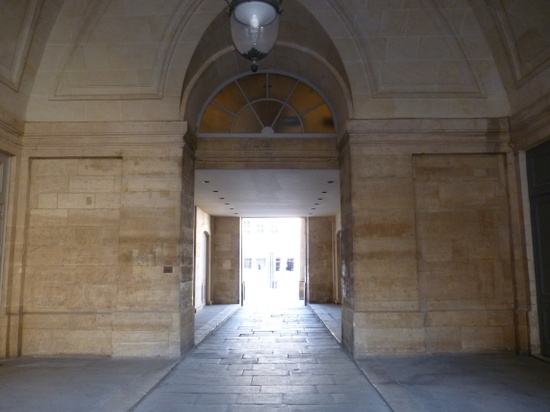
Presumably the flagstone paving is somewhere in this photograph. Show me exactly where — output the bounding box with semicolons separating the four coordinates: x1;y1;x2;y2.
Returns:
133;304;390;412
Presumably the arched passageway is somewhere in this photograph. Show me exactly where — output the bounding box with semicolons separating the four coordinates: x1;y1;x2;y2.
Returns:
0;0;549;361
183;2;350;351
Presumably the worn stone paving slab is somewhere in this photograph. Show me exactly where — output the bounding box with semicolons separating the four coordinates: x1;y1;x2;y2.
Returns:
133;304;391;412
0;358;177;412
357;354;550;412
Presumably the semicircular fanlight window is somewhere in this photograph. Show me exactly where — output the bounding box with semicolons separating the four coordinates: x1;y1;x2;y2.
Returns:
199;73;336;136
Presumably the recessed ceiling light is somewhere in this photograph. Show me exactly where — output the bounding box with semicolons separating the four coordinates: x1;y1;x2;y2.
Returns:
213;190;219;193
328;180;334;184
203;180;210;184
219;197;225;200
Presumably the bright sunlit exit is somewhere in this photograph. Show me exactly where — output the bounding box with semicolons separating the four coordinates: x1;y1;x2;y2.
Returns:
241;218;304;306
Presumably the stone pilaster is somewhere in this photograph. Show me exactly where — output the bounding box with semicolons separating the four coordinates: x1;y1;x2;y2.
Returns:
179;142;196;355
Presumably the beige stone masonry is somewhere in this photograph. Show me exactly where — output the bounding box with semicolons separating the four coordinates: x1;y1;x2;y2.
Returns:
211;217;240;304
342;118;525;357
0;121;187;358
195;207;212;310
308;217;335;303
195;137;339;170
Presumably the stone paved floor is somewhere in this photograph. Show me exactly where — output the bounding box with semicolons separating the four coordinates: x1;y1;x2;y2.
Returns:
357;354;550;412
133;303;390;412
2;304;550;411
195;304;240;345
309;303;342;343
0;357;176;412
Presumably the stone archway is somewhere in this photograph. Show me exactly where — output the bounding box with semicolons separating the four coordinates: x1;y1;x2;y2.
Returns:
179;1;353;352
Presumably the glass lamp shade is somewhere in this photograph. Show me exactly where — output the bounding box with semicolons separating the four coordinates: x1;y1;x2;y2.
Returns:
230;1;280;71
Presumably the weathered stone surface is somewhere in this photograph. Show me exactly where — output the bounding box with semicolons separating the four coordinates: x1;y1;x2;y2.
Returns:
415;154;515;354
211;217;240;304
16;152;184;357
308;217;335;303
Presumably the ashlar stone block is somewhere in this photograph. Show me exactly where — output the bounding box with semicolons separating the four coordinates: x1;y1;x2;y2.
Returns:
29;209;68;227
30;176;70;193
31;159;78;176
69;176;118;193
425;327;462;352
52;329;112;355
37;193;58;208
355;326;425;355
58;193;95;209
77;158;123;176
68;209;120;226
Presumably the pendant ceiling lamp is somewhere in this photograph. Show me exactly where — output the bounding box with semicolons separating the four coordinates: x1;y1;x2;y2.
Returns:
227;0;282;72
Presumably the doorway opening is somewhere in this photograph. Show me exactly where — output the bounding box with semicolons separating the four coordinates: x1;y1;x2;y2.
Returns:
527;140;550;356
241;217;305;306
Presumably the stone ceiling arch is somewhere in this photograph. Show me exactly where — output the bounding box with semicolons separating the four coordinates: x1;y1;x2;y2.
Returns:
180;1;354;139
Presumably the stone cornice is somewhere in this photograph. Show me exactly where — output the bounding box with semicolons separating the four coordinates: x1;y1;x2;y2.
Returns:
345;117;511;153
0;108;24;154
347;118;509;134
22;121;187;149
0;108;24;136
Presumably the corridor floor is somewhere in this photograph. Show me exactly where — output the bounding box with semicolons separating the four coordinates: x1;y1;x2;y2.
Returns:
133;303;390;411
1;304;550;411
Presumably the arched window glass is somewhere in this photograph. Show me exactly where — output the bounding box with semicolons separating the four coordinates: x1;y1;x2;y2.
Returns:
199;73;336;136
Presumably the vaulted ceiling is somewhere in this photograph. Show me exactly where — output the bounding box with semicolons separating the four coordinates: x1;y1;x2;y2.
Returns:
0;0;549;216
1;0;548;124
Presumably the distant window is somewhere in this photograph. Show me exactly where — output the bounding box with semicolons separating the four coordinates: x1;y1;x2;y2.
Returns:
286;258;294;271
275;258;281;271
244;258;252;269
256;259;266;270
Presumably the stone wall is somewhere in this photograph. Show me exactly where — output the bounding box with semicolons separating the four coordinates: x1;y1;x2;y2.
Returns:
195;207;211;309
344;118;524;357
180;143;195;354
339;138;355;355
0;121;24;358
351;150;421;355
307;217;335;303
415;154;515;353
23;158;123;355
1;121;187;358
211;217;240;304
